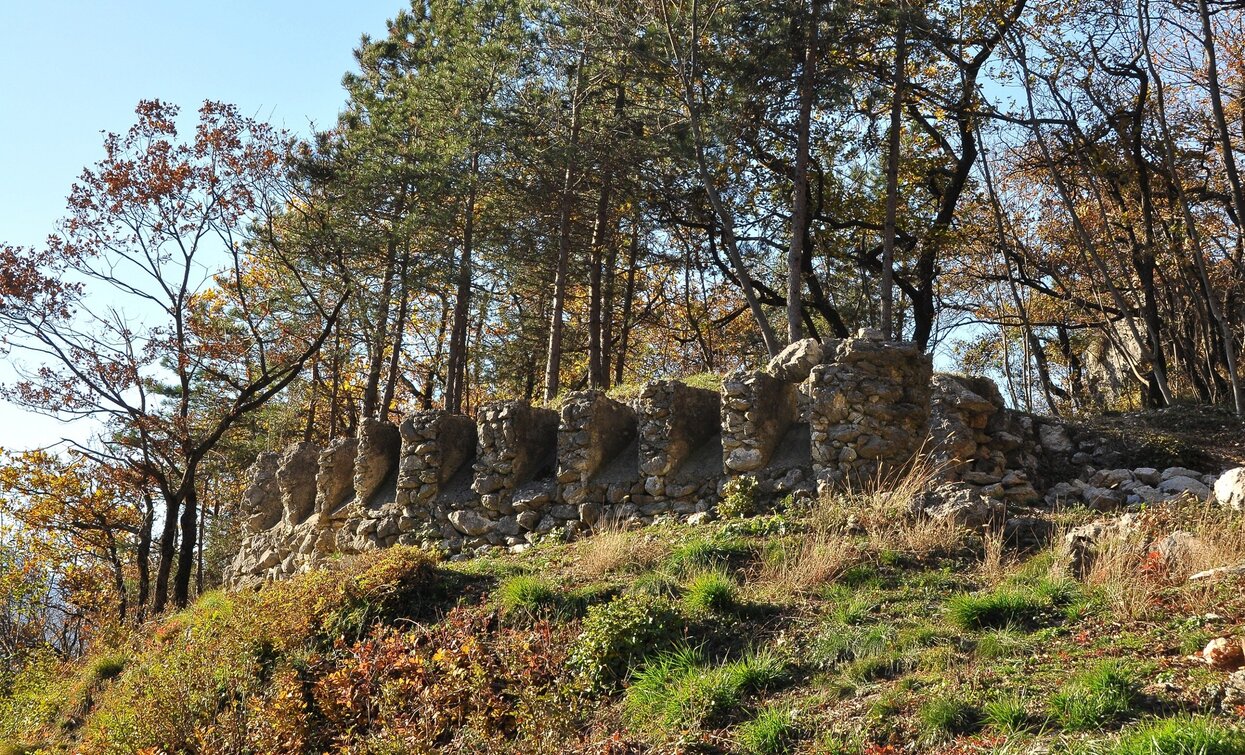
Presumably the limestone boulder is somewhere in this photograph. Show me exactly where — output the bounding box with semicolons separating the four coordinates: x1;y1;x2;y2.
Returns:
1157;475;1211;500
1213;467;1245;510
1202;637;1244;671
919;483;1003;528
449;509;493;537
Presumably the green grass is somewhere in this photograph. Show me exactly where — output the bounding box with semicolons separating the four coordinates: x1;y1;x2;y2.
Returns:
666;536;751;575
496;574;559;616
1081;717;1245;754
983;696;1032;733
918;696;981;738
86;653;128;683
975;626;1033;658
625;647;785;737
737;705;801;754
946;588;1046;630
682;571;738;614
1050;662;1141;731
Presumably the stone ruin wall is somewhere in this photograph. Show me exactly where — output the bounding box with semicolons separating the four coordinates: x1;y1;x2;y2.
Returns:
226;332;1095;586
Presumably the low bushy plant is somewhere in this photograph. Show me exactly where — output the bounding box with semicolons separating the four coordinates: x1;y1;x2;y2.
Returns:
666;535;751;575
719;475;759;519
1081;717;1245;754
568;593;682;689
497;574;559;617
918;696;981;738
983;696;1032;733
946;588;1046;630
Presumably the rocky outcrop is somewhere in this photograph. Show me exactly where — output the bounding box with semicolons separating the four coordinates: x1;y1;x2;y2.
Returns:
638;380;721;513
557;390;638;526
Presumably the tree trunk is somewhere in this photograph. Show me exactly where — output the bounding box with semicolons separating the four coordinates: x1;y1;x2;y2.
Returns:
361;238;399;418
615;217;641;386
135;492;153;621
381;244;412;418
588;173;613;388
447;153;480;414
882;9;906;338
152;495;179;613
173;483;197;608
787;0;819;343
543;54;586;401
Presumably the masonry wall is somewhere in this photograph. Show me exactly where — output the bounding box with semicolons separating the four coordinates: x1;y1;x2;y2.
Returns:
227;334;1086;585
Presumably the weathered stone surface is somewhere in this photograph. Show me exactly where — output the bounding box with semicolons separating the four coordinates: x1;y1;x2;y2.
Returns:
557;391;637;508
721;369;797;474
1202;637;1244;671
1038;423;1074;454
1214;467;1245;510
242;452;283;534
810;339;932;492
765;337;823;383
449;509;492;536
354;418;401;508
1157;475;1210;499
314;437;359;516
279;442;321;527
919;483;1003;527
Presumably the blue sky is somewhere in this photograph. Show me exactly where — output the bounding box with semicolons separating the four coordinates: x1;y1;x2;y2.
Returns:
0;0;401;450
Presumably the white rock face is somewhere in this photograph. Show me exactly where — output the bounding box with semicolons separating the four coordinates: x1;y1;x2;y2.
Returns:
1214;467;1245;511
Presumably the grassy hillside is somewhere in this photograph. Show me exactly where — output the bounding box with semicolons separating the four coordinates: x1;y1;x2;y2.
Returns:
2;481;1244;754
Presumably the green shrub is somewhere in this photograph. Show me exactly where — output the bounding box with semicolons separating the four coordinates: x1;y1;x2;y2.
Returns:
1082;717;1245;755
737;705;801;755
811;624;896;672
624;647;784;737
569;593;682;689
919;696;981;738
1050;662;1140;731
983;696;1031;733
683;571;738;614
87;652;129;683
719;475;759;519
497;574;559;617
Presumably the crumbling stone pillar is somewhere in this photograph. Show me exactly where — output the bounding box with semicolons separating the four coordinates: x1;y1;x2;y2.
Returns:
353;418;401;509
721;369;798;474
314;437;359;517
278;441;321;528
638;380;722;515
470;400;559;534
557;390;639;526
808;335;932;493
241;452;283;534
398;411;478;510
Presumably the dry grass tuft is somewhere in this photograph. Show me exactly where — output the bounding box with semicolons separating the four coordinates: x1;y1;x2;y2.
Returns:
759;531;858;595
574;521;666;579
1076;500;1245;619
810;455;969;560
